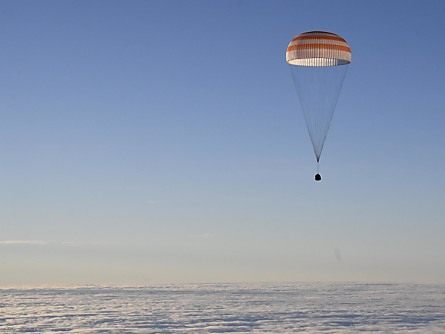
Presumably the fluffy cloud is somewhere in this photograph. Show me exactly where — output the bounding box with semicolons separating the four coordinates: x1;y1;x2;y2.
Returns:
1;283;444;333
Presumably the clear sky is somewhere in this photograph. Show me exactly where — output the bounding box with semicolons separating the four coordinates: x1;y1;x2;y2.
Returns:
1;0;445;286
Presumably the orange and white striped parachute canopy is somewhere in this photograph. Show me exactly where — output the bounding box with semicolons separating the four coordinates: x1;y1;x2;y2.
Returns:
286;31;351;67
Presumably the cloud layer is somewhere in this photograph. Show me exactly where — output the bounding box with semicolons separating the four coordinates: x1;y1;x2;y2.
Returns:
1;283;444;333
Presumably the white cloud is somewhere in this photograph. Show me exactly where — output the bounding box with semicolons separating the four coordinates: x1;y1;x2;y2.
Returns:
0;240;48;246
0;283;444;332
188;233;212;240
0;240;106;248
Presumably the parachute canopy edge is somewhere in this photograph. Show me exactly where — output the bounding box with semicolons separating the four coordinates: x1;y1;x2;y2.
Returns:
286;31;352;67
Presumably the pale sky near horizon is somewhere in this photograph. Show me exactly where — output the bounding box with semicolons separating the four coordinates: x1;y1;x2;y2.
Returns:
1;0;445;286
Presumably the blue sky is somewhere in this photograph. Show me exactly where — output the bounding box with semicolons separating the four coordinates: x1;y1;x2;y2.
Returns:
1;0;445;286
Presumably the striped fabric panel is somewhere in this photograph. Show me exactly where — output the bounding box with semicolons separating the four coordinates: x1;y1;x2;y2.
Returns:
286;31;351;67
292;32;346;42
288;39;349;47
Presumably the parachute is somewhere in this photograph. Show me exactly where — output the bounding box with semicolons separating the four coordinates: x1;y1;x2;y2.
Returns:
286;31;351;181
